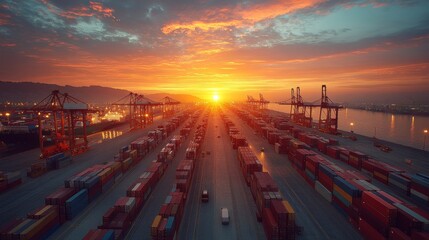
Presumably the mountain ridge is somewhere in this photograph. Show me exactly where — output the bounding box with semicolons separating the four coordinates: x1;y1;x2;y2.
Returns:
0;81;201;104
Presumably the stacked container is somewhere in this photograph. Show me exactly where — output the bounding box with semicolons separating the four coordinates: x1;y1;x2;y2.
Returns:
0;171;22;193
410;174;429;204
237;146;263;185
360;191;397;238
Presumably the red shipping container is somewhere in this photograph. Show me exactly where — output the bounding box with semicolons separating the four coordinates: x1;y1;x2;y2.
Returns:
45;187;77;205
411;231;429;240
358;218;386;240
389;227;411;240
362;191;397;218
318;171;334;192
360;203;393;237
262;208;279;240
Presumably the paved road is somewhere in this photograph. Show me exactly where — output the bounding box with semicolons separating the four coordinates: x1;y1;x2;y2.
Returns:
5;106;426;240
179;108;265;240
50;116;189;240
268;109;429;211
227;108;363;240
0;116;172;227
269;110;429;174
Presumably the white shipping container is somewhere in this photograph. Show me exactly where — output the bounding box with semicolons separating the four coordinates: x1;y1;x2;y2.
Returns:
124;197;136;213
315;181;332;202
411;189;429;201
353;179;379;191
132;183;142;192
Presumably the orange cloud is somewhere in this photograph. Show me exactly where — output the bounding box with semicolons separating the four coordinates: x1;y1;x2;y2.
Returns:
60;7;94;19
237;0;321;22
162;20;241;34
89;1;116;19
162;0;322;34
0;43;16;47
42;1;117;20
0;13;11;25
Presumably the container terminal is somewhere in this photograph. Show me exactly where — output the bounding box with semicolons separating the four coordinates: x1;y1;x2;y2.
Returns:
0;86;429;240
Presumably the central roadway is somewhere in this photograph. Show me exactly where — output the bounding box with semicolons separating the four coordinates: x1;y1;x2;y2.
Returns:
179;108;265;240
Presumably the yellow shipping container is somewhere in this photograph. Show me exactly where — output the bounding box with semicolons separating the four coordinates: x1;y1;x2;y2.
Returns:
151;215;162;237
21;209;57;240
333;184;352;203
282;200;296;222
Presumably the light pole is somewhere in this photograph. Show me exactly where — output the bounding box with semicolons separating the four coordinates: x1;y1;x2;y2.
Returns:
424;129;428;151
350;122;354;133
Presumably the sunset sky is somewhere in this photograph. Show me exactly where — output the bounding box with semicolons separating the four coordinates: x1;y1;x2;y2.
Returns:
1;0;428;103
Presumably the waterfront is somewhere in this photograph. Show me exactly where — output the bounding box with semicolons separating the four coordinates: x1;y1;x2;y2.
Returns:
269;104;429;151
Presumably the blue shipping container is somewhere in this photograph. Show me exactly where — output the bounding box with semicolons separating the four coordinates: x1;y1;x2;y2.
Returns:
333;177;359;197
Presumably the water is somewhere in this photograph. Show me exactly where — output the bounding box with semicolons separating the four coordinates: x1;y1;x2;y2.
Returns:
268;104;429;151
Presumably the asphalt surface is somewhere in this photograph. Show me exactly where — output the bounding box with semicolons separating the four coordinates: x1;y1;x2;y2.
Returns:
2;106;429;240
269;109;429;174
267;109;429;211
226;108;364;240
0;115;172;228
178;108;265;240
50;115;190;240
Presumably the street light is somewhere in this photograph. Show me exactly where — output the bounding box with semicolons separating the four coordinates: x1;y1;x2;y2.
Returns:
424;129;428;151
5;112;10;123
350;122;354;133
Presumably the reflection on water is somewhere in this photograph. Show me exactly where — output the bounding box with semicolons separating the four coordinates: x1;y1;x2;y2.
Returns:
390;114;395;137
269;104;429;151
102;130;123;140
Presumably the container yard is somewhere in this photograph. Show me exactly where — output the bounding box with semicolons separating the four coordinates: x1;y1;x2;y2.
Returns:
2;1;429;238
0;97;428;240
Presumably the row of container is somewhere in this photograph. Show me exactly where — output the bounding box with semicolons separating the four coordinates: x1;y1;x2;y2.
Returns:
231;106;429;240
83;110;195;240
0;111;192;240
220;111;296;240
151;110;207;240
288;124;429;215
269;114;429;208
0;171;22;193
27;152;73;178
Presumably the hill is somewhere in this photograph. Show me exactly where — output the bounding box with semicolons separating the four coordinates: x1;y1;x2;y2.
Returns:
0;81;200;104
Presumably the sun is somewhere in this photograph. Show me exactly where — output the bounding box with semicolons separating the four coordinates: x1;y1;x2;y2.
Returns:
212;94;219;102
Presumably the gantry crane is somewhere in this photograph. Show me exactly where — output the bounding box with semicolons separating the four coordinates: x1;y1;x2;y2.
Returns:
279;87;318;127
162;96;180;118
278;85;341;131
318;85;343;134
112;92;162;129
246;94;269;111
259;93;270;110
31;90;90;158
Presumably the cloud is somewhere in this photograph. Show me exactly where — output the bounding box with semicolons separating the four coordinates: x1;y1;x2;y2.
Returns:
1;0;429;103
162;0;322;34
0;43;15;47
0;13;11;25
146;4;164;19
71;17;139;43
6;0;65;29
4;0;138;44
89;1;115;19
